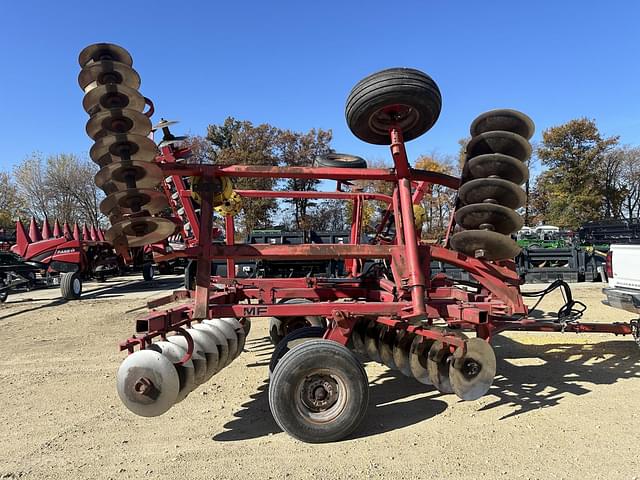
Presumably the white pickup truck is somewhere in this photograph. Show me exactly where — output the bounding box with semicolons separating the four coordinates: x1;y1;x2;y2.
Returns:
602;244;640;313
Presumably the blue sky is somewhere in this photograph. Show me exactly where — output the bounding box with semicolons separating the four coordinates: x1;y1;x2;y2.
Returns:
1;1;638;174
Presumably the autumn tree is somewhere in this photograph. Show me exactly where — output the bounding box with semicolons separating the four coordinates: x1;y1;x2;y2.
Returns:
277;129;332;229
532;118;619;228
206;117;281;234
609;146;640;220
415;154;459;239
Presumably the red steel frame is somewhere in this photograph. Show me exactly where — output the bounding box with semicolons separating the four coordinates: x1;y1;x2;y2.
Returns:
120;126;635;359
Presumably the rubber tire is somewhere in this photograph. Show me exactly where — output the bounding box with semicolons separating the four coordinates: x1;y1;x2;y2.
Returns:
268;326;326;375
61;272;82;300
0;279;8;303
142;263;155;281
268;298;326;346
346;67;442;145
269;339;369;443
315;152;367;169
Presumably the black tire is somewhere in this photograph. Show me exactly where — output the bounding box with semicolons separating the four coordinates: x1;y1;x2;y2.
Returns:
269;339;369;443
61;272;82;300
269;326;326;374
346;67;442;145
184;259;196;290
0;279;8;303
142;263;155;281
315;152;367;169
268;298;327;345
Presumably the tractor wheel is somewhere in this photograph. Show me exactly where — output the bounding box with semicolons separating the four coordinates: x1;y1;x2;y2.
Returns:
269;326;326;375
268;298;326;345
61;272;82;300
142;263;155;281
315;152;367;169
269;339;369;443
345;67;442;145
0;279;8;303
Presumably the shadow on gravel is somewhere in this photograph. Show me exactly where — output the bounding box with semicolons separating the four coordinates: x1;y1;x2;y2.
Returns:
0;276;183;321
214;334;640;441
486;336;640;419
213;365;446;442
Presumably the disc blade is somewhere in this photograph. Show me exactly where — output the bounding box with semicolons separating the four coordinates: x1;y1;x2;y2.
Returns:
470;109;535;140
158;136;188;148
204;319;239;362
409;334;436;385
450;230;521;261
78;60;141;93
219;317;246;356
152;119;179;130
458;178;525;209
466;130;531;162
83;84;146;115
364;319;382;363
450;337;497;401
116;349;179;417
392;330;414;377
378;326;397;370
455;204;523;235
147;341;195;403
105;217;176;248
79;43;133;67
95;160;163;191
168;334;208;385
193;323;230;371
100;188;168;216
351;321;368;357
463;153;529;185
90;134;158;166
86;108;152;140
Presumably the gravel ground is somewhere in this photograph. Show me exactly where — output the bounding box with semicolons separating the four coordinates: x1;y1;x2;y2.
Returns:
1;278;639;480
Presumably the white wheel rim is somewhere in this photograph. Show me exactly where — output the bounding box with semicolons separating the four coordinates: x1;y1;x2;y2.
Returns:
73;278;81;295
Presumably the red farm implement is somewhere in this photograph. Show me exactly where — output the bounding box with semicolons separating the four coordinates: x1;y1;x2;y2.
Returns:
78;43;640;443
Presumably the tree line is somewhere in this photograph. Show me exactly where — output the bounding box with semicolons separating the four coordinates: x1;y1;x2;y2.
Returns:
1;115;636;238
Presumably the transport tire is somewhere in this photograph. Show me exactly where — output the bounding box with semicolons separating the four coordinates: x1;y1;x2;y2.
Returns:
61;272;82;300
268;298;326;345
269;339;369;443
142;263;155;281
346;67;442;145
315;152;367;169
269;326;326;375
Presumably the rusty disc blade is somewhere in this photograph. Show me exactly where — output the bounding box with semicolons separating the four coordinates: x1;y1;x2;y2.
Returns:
450;230;521;261
79;43;133;68
86;108;152;140
106;217;176;248
100;188;168;216
83;84;146;115
90;134;158;167
463;153;529;185
470;109;535;140
449;338;496;401
466;130;531;161
455;204;523;235
95;160;163;191
78;60;141;93
458;178;526;209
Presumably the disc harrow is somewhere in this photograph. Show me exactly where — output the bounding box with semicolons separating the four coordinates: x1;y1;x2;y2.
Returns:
80;44;639;444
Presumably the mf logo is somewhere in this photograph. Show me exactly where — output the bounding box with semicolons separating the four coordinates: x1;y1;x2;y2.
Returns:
242;306;269;316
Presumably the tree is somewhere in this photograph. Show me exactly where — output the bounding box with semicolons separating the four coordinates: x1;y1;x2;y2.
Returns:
415;154;459;239
532;118;619;228
612;146;640;220
0;172;20;229
206;117;281;235
13;153;104;226
277;129;332;229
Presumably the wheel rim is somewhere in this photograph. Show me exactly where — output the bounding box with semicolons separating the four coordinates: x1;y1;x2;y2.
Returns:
295;369;348;424
368;104;420;137
73;278;81;295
